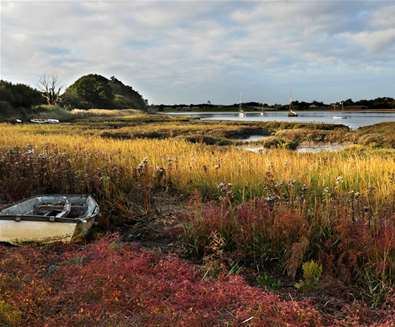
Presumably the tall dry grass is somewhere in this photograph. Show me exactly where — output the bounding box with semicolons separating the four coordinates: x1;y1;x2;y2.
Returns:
0;124;393;204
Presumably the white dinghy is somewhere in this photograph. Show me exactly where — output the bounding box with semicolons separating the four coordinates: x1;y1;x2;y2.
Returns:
0;195;99;245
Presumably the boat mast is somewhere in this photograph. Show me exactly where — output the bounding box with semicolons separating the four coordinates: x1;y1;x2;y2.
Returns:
288;92;298;117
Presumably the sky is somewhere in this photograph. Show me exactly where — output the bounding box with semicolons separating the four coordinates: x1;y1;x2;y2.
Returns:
1;0;395;105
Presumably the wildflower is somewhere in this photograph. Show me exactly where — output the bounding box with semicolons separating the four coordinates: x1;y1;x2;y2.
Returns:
155;166;166;177
265;195;278;209
136;158;149;176
154;166;166;185
322;186;331;199
217;182;233;200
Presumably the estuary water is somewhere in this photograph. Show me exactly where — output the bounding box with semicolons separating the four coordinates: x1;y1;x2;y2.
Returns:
167;111;395;129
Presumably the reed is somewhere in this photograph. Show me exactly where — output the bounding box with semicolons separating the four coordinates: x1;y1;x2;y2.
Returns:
0;124;393;205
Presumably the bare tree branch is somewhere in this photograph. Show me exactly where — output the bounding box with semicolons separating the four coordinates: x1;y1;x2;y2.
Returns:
38;75;63;105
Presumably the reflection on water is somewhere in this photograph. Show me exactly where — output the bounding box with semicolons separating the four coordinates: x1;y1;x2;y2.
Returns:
167;111;395;129
296;144;349;153
239;135;267;143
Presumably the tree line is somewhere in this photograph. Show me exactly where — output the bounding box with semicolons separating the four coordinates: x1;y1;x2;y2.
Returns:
1;74;394;117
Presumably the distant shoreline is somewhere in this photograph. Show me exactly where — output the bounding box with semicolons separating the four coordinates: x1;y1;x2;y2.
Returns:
162;108;395;113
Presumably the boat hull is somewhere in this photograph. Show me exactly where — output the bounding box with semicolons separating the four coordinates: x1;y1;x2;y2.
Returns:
0;220;78;244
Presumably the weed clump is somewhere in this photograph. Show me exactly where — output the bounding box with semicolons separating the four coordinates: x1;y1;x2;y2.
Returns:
295;260;323;291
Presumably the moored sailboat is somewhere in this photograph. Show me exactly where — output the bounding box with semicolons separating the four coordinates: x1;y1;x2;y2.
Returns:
288;96;298;117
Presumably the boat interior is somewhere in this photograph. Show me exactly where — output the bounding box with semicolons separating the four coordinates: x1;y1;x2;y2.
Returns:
33;202;84;218
0;195;97;219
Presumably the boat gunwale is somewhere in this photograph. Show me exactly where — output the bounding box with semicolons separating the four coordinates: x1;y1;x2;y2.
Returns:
0;214;95;224
0;194;99;224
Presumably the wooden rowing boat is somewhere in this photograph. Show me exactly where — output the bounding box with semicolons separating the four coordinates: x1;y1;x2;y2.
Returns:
0;195;99;245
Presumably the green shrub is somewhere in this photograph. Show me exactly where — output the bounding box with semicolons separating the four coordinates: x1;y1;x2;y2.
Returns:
295;260;322;291
32;104;74;121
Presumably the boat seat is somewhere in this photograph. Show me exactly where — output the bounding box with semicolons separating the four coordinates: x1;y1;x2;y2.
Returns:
34;201;72;218
56;202;71;218
36;205;65;211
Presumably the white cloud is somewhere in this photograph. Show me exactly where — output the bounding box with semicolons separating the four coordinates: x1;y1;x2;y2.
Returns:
369;4;395;29
1;0;395;104
343;28;395;52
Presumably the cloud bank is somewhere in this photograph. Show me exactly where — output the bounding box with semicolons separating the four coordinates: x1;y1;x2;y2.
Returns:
1;0;395;104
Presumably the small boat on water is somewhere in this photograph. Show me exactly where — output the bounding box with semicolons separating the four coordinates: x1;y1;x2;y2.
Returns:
30;119;60;124
238;93;245;118
288;95;298;117
0;195;99;245
260;104;265;116
332;101;346;120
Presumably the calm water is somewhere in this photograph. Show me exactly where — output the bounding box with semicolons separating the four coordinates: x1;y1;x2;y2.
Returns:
240;135;266;142
167;111;395;129
241;143;349;154
296;144;349;153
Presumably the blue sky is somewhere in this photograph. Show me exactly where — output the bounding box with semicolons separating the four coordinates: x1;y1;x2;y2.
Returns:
1;0;395;104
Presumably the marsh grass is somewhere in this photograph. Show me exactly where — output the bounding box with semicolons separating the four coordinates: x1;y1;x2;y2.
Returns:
0;124;393;205
0;123;394;304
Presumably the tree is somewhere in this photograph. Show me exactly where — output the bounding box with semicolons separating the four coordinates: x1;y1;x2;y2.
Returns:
38;75;62;105
0;80;44;109
343;98;354;106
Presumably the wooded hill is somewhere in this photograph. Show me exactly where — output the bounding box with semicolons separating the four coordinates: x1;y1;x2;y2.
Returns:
0;74;147;117
62;74;146;109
